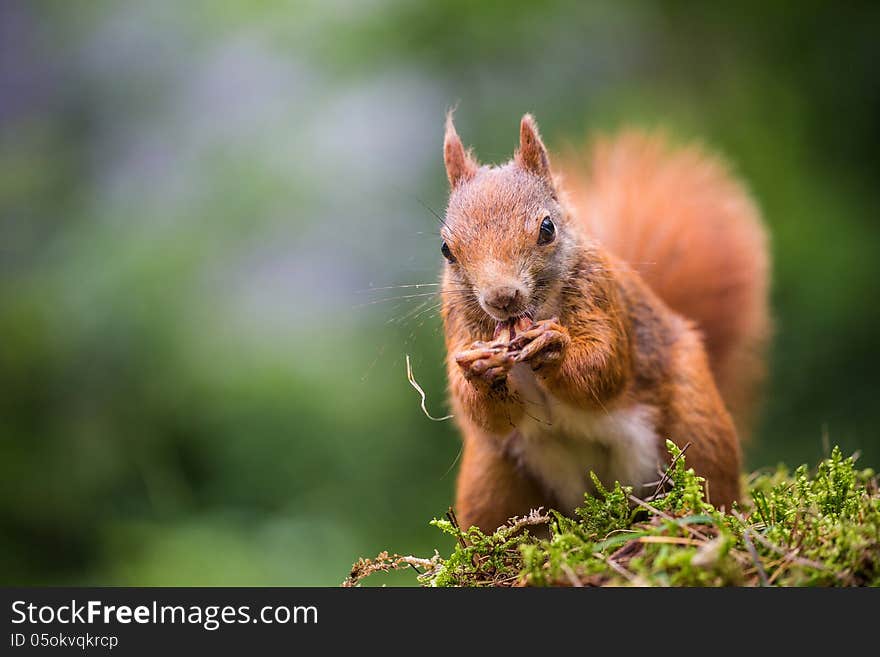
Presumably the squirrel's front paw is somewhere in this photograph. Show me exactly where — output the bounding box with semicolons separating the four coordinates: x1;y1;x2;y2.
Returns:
455;341;515;387
510;318;570;371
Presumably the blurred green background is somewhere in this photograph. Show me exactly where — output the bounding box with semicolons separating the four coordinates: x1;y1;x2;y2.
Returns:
2;1;878;585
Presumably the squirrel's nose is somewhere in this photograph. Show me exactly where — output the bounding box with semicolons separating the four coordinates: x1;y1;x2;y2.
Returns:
483;285;522;315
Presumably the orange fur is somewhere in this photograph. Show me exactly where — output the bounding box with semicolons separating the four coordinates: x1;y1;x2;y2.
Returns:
560;133;770;434
440;115;769;533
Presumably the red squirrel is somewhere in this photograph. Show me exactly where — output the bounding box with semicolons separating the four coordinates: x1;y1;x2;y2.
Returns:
440;113;769;532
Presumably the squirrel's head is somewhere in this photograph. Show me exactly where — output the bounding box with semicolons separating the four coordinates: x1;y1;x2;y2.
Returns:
440;113;575;325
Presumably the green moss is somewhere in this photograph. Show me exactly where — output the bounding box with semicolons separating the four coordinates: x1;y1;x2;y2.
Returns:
348;442;880;587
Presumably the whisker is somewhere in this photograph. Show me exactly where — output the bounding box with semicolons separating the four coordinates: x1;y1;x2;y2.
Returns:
360;342;386;382
352;293;440;308
410;302;444;323
353;289;474;309
358;283;441;292
414;196;448;228
388;299;434;325
440;444;464;480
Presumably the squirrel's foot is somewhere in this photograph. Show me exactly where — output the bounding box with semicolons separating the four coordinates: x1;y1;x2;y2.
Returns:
510;318;570;371
455;341;515;386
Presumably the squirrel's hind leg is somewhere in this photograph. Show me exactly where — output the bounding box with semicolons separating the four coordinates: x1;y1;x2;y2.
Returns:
455;431;552;535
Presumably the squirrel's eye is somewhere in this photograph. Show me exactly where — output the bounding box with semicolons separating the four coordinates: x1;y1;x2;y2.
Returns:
538;216;556;245
441;241;456;263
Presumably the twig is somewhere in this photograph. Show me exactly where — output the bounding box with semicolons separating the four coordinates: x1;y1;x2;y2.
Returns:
446;507;467;548
497;508;551;537
766;552;796;586
494;573;523;586
343;551;441;587
406;354;453;421
560;563;584;587
650;442;692;500
628;494;712;541
628;494;676;521
593;552;636;582
731;509;829;572
742;528;770;586
638;536;703;546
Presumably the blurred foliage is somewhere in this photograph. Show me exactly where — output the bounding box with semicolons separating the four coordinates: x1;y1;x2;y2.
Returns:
1;0;878;585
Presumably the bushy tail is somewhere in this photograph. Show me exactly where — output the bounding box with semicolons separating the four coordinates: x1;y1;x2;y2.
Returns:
561;131;770;437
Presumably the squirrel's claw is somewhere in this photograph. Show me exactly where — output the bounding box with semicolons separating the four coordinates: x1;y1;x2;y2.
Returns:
508;317;561;348
455;345;507;364
455;343;516;384
512;318;569;370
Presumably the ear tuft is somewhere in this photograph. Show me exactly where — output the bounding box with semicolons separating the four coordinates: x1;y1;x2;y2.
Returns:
516;113;551;179
444;111;478;188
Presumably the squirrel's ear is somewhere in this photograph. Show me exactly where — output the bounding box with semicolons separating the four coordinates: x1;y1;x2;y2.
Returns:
516;114;552;180
444;112;478;188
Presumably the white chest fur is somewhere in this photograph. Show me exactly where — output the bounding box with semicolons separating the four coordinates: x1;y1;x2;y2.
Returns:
506;364;662;512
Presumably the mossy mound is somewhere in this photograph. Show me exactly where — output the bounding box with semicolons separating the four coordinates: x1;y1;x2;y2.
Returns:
346;442;880;586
